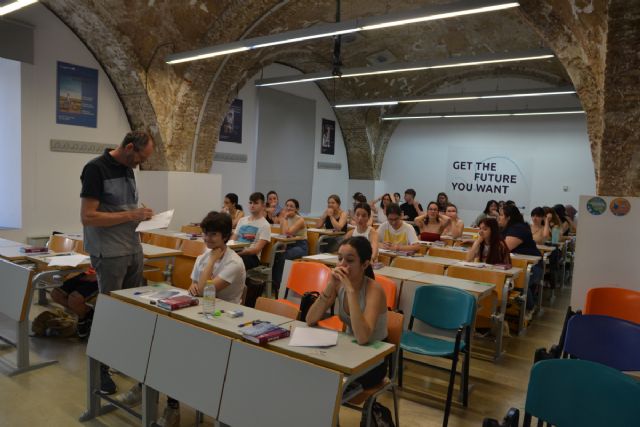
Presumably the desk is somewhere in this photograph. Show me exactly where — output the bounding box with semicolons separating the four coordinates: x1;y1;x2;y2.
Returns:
307;228;345;255
0;245;32;262
83;289;391;426
0;238;23;248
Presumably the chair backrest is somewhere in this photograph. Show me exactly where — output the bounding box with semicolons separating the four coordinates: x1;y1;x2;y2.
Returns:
525;359;640;427
386;310;404;346
255;297;299;320
259;240;274;265
171;255;196;289
411;285;476;331
180;239;207;257
446;265;507;292
584;287;640;324
374;274;397;309
148;234;182;250
180;224;201;234
286;262;332;296
564;314;640;371
391;257;445;275
48;235;75;252
428;247;467;260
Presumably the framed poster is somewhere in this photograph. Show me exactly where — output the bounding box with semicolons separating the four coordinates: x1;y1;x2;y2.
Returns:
321;118;335;155
56;61;98;128
219;99;243;143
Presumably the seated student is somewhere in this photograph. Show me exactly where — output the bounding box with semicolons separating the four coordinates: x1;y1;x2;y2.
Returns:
50;268;99;339
265;190;282;224
436;192;449;212
316;194;348;232
221;193;244;229
233;192;271;270
442;203;464;238
415;201;451;242
553;204;572;236
466;218;510;264
530;207;551;245
306;237;388;388
272;198;308;294
350;192;371;226
393;192;402;204
159;211;247;427
377;203;420;252
400;188;423;221
543;206;563;242
499;204;542;308
472;199;499;227
565;204;577;232
369;193;392;224
345;202;379;261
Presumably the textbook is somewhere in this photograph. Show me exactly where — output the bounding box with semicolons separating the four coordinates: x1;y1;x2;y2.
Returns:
240;321;290;344
19;246;49;253
157;295;199;311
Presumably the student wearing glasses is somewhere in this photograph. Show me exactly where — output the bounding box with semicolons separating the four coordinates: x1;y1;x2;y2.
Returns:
377;204;420;252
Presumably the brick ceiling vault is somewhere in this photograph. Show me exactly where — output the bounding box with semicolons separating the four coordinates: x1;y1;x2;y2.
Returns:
40;0;640;195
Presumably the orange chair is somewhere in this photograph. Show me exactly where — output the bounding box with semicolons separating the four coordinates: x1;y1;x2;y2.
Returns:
277;262;332;309
319;274;397;332
343;311;403;426
428;246;467;260
255;297;300;320
170;240;206;289
180;239;207;257
48;235;75;252
148;234;181;249
585;287;640;324
391;257;445;275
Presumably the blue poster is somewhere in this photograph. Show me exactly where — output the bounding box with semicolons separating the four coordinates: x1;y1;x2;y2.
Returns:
56;61;98;128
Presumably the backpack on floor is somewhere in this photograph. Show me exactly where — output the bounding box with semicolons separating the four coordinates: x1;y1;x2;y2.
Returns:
360;401;396;427
32;308;76;338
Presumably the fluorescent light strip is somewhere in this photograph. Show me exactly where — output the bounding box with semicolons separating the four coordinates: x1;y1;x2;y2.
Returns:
0;0;38;16
167;0;520;64
382;109;585;120
256;50;554;86
360;2;519;31
334;88;576;108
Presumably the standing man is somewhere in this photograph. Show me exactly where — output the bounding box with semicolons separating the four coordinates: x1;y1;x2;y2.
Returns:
80;130;154;396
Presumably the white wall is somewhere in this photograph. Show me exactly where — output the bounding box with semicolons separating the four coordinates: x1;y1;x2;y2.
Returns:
0;58;22;229
210;63;349;215
0;4;130;242
379;115;595;225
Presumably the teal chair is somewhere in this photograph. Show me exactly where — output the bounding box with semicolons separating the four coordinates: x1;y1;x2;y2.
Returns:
483;359;640;427
399;285;476;427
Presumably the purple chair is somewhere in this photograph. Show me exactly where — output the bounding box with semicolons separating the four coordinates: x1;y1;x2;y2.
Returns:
563;313;640;371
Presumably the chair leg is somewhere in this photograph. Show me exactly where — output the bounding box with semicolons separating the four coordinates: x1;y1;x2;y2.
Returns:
443;354;459;427
392;385;400;426
364;397;376;427
398;349;404;388
462;349;470;407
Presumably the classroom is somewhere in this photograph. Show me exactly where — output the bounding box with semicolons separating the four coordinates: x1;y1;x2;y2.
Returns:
1;1;639;427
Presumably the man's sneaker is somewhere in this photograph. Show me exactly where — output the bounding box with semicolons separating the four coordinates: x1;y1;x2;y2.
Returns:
156;406;180;427
99;365;117;395
115;384;142;407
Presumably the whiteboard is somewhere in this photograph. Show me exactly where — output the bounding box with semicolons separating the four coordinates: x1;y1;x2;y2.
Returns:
572;195;639;309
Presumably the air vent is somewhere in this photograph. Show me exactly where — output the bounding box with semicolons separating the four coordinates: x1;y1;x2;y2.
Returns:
214;152;248;163
50;139;116;154
317;162;342;170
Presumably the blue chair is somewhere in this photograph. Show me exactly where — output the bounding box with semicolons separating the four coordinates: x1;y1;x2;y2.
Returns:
399;285;476;427
484;359;640;427
563;313;640;371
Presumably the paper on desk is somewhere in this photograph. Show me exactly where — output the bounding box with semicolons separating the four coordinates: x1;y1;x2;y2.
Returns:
305;253;337;260
135;209;174;232
47;254;89;267
289;327;338;347
457;261;486;268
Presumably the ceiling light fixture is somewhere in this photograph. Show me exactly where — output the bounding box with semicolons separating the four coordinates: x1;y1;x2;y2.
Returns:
166;0;520;64
381;108;585;121
334;87;576;108
254;49;553;87
0;0;38;16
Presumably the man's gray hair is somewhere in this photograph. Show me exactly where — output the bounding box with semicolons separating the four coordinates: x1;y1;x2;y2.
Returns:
121;131;151;150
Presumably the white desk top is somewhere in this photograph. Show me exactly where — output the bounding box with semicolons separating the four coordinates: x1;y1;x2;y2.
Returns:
140;243;182;258
302;253;338;266
409;272;495;299
307;228;345;236
0;238;24;248
375;266;422;281
0;246;30;261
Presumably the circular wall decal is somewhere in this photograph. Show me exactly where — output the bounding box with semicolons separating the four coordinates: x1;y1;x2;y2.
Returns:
586;197;607;215
609;198;631;216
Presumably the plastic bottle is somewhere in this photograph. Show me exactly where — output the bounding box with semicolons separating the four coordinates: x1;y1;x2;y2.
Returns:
203;280;216;319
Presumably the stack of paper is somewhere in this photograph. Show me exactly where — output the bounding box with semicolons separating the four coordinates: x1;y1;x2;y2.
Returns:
47;254;90;267
288;327;338;347
135;209;175;232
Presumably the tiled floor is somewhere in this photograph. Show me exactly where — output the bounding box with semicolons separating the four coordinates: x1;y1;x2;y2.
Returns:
0;287;570;427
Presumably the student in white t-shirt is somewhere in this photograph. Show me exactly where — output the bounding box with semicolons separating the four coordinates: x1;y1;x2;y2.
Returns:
161;211;246;427
377;203;420;252
233;192;271;270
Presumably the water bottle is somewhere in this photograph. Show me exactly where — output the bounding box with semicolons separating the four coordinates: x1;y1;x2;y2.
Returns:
203;280;216;319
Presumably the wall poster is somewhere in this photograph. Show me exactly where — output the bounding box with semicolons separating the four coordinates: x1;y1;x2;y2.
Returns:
321;118;335;155
56;61;98;128
219;98;243;143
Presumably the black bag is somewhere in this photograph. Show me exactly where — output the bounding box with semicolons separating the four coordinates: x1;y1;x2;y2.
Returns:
360;401;396;427
243;276;265;308
298;291;319;321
